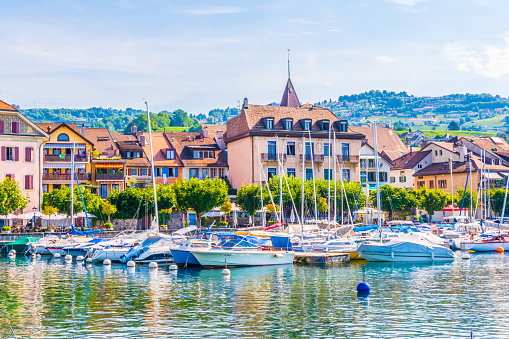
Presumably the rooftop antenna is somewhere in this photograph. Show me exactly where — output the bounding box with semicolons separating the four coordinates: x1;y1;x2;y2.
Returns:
287;49;291;79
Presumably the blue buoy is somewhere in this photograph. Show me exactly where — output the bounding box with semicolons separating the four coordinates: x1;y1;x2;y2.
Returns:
357;282;371;293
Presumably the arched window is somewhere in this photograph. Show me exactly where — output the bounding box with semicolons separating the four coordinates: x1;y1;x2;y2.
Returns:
57;133;69;141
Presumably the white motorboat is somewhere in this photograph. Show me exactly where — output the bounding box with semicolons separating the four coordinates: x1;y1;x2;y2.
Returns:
29;234;72;255
462;235;509;252
120;235;181;264
304;238;358;253
358;233;454;262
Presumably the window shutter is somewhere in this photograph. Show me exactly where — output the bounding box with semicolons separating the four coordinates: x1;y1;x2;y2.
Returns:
175;167;178;177
14;147;19;161
1;146;4;161
148;168;151;176
25;147;30;162
29;175;33;190
25;175;29;190
12;122;19;134
0;121;4;133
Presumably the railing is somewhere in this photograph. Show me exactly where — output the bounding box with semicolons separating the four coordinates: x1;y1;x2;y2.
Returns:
337;155;359;163
44;154;88;162
42;173;91;181
300;154;324;162
96;173;124;181
260;153;287;161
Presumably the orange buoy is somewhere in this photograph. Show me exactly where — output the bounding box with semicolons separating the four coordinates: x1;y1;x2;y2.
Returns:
468;250;475;253
497;247;504;253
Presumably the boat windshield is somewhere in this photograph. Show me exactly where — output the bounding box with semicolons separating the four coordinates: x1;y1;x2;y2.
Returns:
221;240;258;248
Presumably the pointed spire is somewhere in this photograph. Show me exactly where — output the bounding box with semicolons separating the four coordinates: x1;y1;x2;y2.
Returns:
280;50;300;107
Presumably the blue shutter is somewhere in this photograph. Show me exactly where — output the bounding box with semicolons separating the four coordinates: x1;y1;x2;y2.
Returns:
163;167;169;177
175;167;178;177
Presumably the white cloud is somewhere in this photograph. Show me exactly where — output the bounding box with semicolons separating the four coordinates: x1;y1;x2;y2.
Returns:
388;0;426;6
182;6;245;16
445;36;509;78
375;56;397;63
286;19;317;25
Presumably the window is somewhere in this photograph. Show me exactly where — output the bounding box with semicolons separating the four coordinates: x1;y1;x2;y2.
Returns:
166;150;175;160
190;168;200;178
5;147;14;161
305;142;314;156
6;174;14;180
341;143;350;161
305;168;313;181
285;119;293;130
429;180;434;189
168;168;176;177
126;151;131;158
368;159;375;168
287;168;296;177
417;164;423;169
11;121;20;134
286;142;295;156
435;150;437;156
130;168;137;176
52;148;61;155
268;141;276;158
342;169;351;182
439;180;447;188
322;121;330;131
324;143;331;157
418;181;425;188
265;118;274;130
399;176;406;183
193;150;214;159
42;184;48;193
390;176;396;183
440;150;443;155
155;167;162;177
268;168;277;179
368;172;376;182
112;184;119;191
379;172;388;182
141;169;148;176
203;169;208;178
304;120;312;131
324;168;332;180
24;175;33;190
360;172;366;183
360;159;366;168
218;168;224;177
100;184;108;198
25;147;33;162
57;133;69;141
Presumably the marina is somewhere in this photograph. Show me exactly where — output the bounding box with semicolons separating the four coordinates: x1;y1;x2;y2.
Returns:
0;253;507;338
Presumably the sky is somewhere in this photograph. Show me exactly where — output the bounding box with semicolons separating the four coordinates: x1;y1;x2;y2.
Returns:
1;0;509;115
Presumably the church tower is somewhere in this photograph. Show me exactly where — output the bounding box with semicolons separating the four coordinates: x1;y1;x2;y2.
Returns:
280;50;300;107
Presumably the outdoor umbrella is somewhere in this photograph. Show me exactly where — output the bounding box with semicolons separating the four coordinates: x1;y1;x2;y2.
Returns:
290;209;295;223
74;212;97;218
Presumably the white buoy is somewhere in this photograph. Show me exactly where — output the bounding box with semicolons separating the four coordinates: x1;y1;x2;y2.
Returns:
126;261;136;267
7;252;15;258
103;259;111;266
462;253;471;260
76;256;84;261
53;253;61;258
31;253;36;258
9;249;16;254
36;254;41;259
169;264;178;271
86;257;93;263
222;268;231;276
65;255;72;261
148;262;158;269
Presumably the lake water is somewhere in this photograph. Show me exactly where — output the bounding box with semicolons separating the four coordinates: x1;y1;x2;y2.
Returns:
0;253;507;338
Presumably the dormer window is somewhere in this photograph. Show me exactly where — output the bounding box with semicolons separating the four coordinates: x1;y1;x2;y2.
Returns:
166;149;175;160
284;118;293;131
264;118;274;130
300;119;312;131
336;120;348;132
318;120;330;131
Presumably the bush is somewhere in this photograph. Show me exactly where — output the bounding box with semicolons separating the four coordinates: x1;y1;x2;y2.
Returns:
104;223;113;229
219;221;228;226
1;226;11;232
268;221;276;225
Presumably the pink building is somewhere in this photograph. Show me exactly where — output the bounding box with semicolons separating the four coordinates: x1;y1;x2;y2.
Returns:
0;100;48;212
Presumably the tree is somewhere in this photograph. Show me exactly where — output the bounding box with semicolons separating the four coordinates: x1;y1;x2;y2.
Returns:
490;188;509;217
453;188;478;212
337;181;366;217
416;188;450;222
0;177;29;215
107;186;153;219
370;186;418;220
43;187;103;217
236;184;262;225
317;197;328;213
42;205;59;228
101;201;117;223
172;178;228;229
448;121;460;131
220;200;232;222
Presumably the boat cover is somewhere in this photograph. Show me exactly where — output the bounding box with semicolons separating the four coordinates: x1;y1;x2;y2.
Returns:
358;233;452;256
354;225;379;232
271;236;292;250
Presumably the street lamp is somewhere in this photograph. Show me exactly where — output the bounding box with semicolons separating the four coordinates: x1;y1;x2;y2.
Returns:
32;207;37;232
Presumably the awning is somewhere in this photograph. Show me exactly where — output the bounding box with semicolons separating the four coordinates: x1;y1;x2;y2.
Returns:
44;143;86;149
94;163;123;169
43;163;86;169
201;211;224;218
484;172;503;180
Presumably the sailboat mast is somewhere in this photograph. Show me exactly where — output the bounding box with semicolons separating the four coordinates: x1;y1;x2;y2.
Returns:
327;124;331;237
333;131;337;227
500;163;509;223
278;136;284;223
259;138;265;227
301;136;305;239
308;131;317;219
469;153;473;221
373;122;381;238
145;101;159;228
449;156;455;227
71;141;75;228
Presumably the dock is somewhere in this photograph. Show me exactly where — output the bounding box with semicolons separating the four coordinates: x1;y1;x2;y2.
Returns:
294;252;350;264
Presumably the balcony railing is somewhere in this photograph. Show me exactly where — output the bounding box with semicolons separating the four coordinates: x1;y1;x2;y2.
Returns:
260;153;287;162
44;154;88;162
337;155;360;163
96;173;124;181
42;173;91;181
299;154;324;163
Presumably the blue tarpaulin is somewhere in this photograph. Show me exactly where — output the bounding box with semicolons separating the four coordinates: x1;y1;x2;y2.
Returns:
270;236;292;250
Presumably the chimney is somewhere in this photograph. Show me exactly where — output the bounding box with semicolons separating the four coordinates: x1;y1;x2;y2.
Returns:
131;123;137;134
47;127;51;133
216;129;225;151
202;127;209;138
459;146;468;162
81;125;86;137
140;135;147;147
243;98;248;109
420;140;428;150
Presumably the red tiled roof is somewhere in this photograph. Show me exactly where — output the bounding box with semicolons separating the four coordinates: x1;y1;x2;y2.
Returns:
201;124;226;140
349;126;408;160
164;132;228;168
84;128;118;155
143;132;183;167
0;100;18;111
391;150;431;170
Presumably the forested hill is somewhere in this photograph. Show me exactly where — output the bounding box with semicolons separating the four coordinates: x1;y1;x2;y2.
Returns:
19;106;238;133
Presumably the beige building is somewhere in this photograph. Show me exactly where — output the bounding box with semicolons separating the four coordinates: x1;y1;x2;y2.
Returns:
225;100;365;189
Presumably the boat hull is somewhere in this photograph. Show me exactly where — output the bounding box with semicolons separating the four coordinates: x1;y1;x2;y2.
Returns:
192;250;295;267
360;251;454;262
171;249;201;268
463;241;509;252
92;249;130;262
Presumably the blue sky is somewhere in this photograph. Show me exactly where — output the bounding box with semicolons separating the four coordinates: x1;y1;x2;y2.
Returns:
1;0;509;114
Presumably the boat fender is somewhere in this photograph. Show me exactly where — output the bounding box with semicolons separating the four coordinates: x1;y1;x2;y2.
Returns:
169;265;178;271
357;282;371;294
222;268;230;276
462;253;471;260
103;259;112;265
431;253;435;261
274;253;284;258
148;262;158;269
9;250;16;255
53;253;61;258
76;256;84;261
391;252;394;259
64;255;72;261
85;258;92;263
126;261;136;267
497;247;504;253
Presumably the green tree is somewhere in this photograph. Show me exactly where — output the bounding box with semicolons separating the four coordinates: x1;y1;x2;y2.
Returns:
101;201;117;223
0;177;29;215
43;187;103;217
490;188;509;217
317;197;328;213
172;178;228;229
447;121;460;131
337;181;366;216
220;200;232;222
370;186;419;220
107;186;153;219
453;188;478;212
236;184;262;225
416;188;450;222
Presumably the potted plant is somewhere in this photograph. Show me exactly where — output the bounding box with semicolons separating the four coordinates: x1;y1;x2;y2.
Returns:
2;226;11;234
104;223;113;230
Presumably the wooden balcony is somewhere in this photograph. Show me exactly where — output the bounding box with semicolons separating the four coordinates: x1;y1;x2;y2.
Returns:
260;153;287;162
44;154;88;162
42;173;91;182
96;173;124;181
299;154;324;163
337;155;359;163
